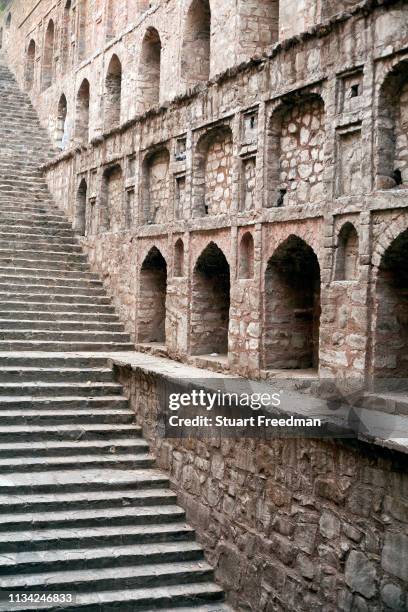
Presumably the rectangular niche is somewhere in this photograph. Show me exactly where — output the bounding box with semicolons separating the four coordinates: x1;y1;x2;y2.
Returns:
174;174;186;220
175;136;187;162
127;154;136;178
125;188;135;229
336;124;363;196
242;110;258;146
240;156;256;212
338;69;364;114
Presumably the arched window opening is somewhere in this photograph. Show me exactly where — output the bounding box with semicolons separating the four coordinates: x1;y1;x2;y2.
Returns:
264;236;321;370
61;0;72;72
104;54;122;129
75;78;90;144
239;232;255;279
335;223;359;281
174;239;185;277
238;0;279;56
142;149;170;224
181;0;211;88
78;0;88;60
191;243;230;356
74;179;87;236
56;94;68;149
42;20;55;91
138;27;161;112
377;61;408;189
268;95;325;207
375;229;408;379
25;39;36;90
138;248;167;345
5;13;11;29
0;28;4;49
100;164;123;233
193;126;233;217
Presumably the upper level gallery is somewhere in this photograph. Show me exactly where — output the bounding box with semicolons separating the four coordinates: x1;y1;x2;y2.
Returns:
0;0;362;144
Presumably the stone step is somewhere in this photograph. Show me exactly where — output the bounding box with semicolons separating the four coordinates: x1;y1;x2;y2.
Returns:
0;290;111;304
0;258;90;272
0;239;81;253
0;560;213;594
361;391;408;416
0;319;123;332
0;309;118;321
0;366;115;382
0;380;123;396
0;300;115;314
0;503;183;532
0;407;133;425
0;223;73;236
0;541;204;576
0;330;130;343
0;355;112;368
0;341;134;352
0;486;176;514
0;466;171;497
0;273;103;288
0;231;78;245
0;248;86;262
0;451;155;473
0;280;105;295
0;520;194;553
0;395;129;412
0;437;149;459
0;423;143;444
0;266;97;280
0;583;225;612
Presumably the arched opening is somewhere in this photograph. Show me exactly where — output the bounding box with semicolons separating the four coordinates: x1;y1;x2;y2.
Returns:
61;0;72;72
5;13;11;29
74;179;87;236
25;39;36;90
374;229;408;380
75;78;90;144
238;0;279;56
142;148;170;224
267;95;325;207
174;239;185;277
104;54;122;129
56;94;68;149
193;126;233;216
100;164;123;233
0;28;3;49
42;20;55;90
181;0;211;88
106;0;119;40
138;27;161;111
264;236;321;370
377;61;408;189
239;232;255;279
78;0;88;60
138;248;167;345
191;242;230;356
335;223;359;281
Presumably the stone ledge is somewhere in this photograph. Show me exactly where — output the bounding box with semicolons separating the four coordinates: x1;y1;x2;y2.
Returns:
104;350;408;456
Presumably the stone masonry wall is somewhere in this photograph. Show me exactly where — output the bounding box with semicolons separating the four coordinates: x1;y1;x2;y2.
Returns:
117;364;408;612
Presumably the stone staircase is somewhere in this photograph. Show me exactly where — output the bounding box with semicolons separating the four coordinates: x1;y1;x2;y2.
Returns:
0;60;229;609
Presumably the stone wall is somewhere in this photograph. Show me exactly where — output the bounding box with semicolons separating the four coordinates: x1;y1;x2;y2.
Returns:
3;1;408;387
116;362;408;612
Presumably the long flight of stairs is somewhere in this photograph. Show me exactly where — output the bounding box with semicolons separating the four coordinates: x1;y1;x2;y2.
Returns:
0;59;229;610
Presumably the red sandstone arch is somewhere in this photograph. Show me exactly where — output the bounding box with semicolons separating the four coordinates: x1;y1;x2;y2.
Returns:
25;39;36;90
181;0;211;88
174;238;185;278
138;28;162;112
75;78;90;143
238;232;255;279
104;54;122;129
56;94;68;149
41;20;55;91
137;247;168;345
335;222;359;281
190;242;230;356
376;59;408;189
263;235;321;370
374;228;408;381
